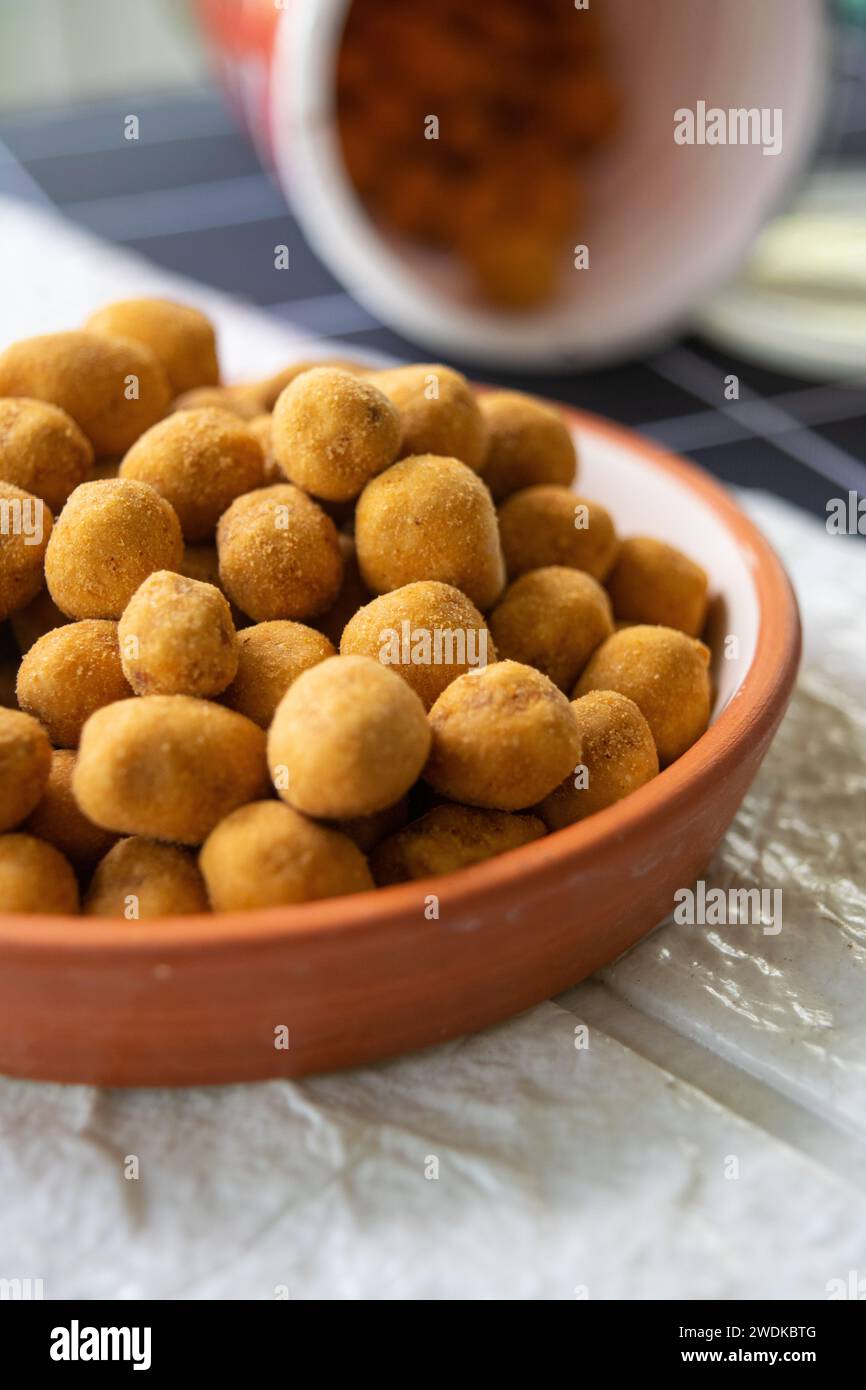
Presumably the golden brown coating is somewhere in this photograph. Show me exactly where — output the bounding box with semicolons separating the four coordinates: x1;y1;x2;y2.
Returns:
177;542;222;588
0;708;52;831
355;454;505;610
0;481;53;620
272;367;400;502
120;408;264;541
85;298;219;396
268;654;431;819
25;749;117;870
605;537;709;638
459;226;565;310
336;795;409;854
479;391;577;501
200;800;374;908
0;833;79;913
451;148;579;308
74;695;268;845
252;357;367;412
217;484;343;622
0;293;722;915
497;485;618;581
313;532;371;646
171;383;264;420
0;330;170;455
85;836;209;917
538;691;659;829
488;567;612;692
177;542;246;627
17;619;131;747
369;364;487;472
574;625;711;766
425;660;581;810
0;397;94;510
118;570;238;697
45;479;183;620
222;620;335;727
248;414;283;484
10;587;68;653
340;580;494;710
371;803;545;885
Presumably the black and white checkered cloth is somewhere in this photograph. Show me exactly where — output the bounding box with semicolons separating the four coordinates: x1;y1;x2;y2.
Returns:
1;40;864;527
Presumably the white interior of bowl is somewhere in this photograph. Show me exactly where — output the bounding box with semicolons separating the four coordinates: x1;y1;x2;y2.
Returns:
575;422;759;716
275;0;826;368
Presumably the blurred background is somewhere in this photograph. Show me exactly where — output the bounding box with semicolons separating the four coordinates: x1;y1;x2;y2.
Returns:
0;0;864;526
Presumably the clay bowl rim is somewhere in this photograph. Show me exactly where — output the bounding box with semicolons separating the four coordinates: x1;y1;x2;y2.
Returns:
0;405;801;956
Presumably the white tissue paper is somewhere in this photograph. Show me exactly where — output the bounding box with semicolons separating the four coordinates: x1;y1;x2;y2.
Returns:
0;198;864;1300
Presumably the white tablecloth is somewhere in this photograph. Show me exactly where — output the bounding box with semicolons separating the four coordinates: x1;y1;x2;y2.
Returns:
1;199;865;1300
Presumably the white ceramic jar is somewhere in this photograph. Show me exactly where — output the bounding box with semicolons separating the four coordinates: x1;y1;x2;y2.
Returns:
199;0;829;368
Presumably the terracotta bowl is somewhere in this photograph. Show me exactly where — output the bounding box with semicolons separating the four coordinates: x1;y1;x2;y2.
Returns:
0;408;800;1086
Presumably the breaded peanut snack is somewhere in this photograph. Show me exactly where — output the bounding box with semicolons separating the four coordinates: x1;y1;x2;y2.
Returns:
171;383;264;420
355;454;505;610
120;408;264;541
268;654;431;818
25;749;117;870
217;484;343;622
452;148;579;310
336;795;409;854
45;479;183;620
460;225;565;311
85;298;219;396
177;542;222;589
74;696;268;844
538;691;659;829
10;588;68;653
340;580;494;709
606;537;709;638
118;570;237;697
479;391;577;500
178;541;246;627
371;803;545;884
336;0;620;311
488;567;612;692
370;364;487;472
85;837;209;917
222;620;335;727
0;331;170;454
498;485;618;581
0;481;52;620
248;414;283;484
272;367;400;502
574;625;711;765
0;708;52;831
313;533;371;646
0;833;79;913
17;619;131;746
0;397;93;510
253;357;366;411
200;800;374;908
425;660;581;810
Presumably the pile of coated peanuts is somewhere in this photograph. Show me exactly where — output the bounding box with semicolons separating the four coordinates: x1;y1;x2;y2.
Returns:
0;296;710;916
